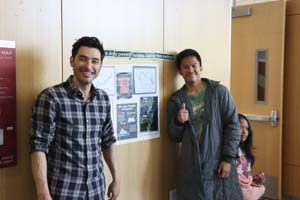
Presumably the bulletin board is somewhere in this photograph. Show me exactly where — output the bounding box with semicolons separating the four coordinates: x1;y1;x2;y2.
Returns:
0;40;17;168
93;64;160;144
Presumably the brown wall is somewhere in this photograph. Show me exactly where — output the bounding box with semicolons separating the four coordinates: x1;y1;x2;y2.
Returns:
0;1;230;199
283;0;300;198
0;1;62;199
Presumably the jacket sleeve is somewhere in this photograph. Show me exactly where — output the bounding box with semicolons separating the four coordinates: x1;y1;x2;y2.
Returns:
219;86;240;163
167;96;185;143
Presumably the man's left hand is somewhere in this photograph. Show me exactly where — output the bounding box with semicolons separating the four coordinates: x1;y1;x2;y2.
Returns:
217;161;231;178
107;179;120;200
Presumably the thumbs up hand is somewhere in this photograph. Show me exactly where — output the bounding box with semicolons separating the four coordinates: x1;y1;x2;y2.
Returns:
177;103;189;124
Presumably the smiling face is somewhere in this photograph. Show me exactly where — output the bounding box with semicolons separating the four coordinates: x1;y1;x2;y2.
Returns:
70;46;102;89
178;56;202;85
239;118;250;142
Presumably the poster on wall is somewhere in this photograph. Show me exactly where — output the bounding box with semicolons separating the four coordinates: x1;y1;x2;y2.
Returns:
133;66;156;94
93;66;115;96
116;103;137;140
116;72;133;100
94;64;160;144
0;40;17;168
139;96;158;133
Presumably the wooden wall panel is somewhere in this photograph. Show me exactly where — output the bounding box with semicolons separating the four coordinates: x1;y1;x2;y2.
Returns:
234;0;277;6
0;0;231;199
164;0;231;197
283;2;300;197
286;0;300;15
283;165;300;197
283;14;300;166
164;0;231;87
0;0;62;200
62;1;172;199
61;0;163;79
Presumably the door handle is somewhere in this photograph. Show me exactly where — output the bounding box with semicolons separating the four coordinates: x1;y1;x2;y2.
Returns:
244;110;279;127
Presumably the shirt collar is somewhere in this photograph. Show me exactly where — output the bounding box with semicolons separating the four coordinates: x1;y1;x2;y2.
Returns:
65;75;98;100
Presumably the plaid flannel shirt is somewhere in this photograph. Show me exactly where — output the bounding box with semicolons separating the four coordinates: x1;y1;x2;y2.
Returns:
29;76;116;200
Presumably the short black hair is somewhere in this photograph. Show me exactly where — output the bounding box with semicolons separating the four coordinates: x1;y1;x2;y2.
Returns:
175;49;202;69
71;36;105;61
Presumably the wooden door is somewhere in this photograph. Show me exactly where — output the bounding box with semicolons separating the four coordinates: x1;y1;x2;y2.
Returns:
231;1;285;199
282;0;300;198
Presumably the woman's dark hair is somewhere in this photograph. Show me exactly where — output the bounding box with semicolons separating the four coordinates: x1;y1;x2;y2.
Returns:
175;49;202;69
238;113;255;166
71;36;105;61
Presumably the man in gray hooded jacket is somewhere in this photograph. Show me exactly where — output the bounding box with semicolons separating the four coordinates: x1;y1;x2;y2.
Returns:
167;49;242;200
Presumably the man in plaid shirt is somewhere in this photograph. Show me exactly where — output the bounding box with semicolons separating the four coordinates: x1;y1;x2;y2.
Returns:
29;36;120;200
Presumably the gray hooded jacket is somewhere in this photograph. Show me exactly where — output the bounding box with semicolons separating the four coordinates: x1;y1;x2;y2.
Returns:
167;78;242;200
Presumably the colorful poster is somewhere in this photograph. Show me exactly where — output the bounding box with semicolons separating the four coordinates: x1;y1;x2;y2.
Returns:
140;96;158;132
116;103;137;140
97;64;160;144
116;72;133;100
0;40;16;168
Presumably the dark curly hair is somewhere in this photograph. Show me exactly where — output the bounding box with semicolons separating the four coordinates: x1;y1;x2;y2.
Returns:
71;36;105;61
238;113;255;166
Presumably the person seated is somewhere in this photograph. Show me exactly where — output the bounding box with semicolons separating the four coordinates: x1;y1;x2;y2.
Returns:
235;113;266;200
